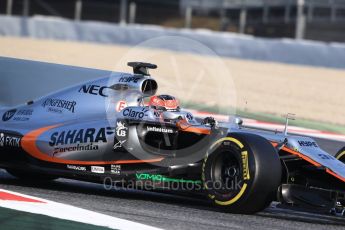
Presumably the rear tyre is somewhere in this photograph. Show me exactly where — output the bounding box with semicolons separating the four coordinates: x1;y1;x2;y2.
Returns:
202;133;282;214
335;147;345;163
6;169;58;181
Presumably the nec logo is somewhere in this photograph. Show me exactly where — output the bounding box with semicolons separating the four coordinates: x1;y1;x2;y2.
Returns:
2;109;17;122
79;85;110;97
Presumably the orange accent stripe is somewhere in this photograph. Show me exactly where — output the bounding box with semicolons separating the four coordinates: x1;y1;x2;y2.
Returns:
270;141;278;147
181;126;211;135
282;146;345;182
282;146;321;167
177;121;211;135
21;125;60;160
21;125;164;165
326;169;345;183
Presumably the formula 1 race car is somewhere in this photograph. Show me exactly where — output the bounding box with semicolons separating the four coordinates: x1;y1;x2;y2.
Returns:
1;62;345;215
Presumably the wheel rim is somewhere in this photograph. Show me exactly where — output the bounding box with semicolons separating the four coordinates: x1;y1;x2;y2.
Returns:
211;149;244;196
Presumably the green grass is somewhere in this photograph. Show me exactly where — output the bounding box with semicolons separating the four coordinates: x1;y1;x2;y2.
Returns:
182;102;345;135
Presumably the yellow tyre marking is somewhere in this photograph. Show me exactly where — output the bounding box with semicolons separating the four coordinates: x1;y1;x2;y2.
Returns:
215;183;248;206
241;151;250;180
206;137;249;206
336;151;345;161
210;137;244;150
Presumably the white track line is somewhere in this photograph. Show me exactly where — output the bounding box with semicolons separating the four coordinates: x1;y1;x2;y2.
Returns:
0;189;161;230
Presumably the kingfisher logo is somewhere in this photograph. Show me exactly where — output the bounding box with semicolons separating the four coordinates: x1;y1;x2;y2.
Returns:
2;109;17;122
42;98;76;114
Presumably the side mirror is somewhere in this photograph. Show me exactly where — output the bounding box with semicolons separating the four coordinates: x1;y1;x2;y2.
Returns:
162;112;181;120
234;117;243;126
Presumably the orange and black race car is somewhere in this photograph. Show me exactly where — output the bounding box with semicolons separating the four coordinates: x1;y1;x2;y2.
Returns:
1;62;345;215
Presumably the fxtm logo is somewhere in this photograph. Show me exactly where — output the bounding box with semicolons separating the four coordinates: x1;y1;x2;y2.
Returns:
49;127;114;146
2;109;17;122
79;85;110;97
0;133;21;148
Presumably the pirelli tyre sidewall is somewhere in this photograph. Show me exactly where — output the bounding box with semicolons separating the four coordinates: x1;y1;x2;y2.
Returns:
202;133;282;214
335;147;345;163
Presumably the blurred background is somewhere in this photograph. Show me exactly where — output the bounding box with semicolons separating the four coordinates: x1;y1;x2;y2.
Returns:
0;0;345;41
0;0;345;133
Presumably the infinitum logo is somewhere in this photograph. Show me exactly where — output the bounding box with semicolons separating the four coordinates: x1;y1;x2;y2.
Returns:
146;126;174;134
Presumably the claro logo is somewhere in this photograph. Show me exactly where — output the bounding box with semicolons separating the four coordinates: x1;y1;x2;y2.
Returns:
79;85;110;97
122;108;148;119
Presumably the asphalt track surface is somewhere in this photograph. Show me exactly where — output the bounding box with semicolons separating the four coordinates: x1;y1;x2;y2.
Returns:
0;137;345;230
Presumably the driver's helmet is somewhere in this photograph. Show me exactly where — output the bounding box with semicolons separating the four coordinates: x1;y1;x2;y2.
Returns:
148;95;180;112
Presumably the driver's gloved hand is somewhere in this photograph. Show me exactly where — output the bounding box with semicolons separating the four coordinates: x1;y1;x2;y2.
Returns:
202;117;217;127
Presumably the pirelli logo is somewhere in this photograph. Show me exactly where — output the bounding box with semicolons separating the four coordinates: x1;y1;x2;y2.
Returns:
241;151;250;180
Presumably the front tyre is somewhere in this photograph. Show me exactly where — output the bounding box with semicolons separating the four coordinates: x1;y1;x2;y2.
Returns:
335;147;345;163
202;133;282;214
